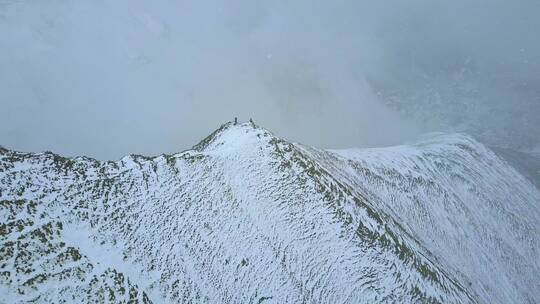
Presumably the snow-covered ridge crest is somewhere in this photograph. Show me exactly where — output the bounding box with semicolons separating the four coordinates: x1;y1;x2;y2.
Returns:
1;122;539;304
192;121;272;153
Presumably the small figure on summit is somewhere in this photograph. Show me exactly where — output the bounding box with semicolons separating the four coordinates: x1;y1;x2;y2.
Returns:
249;118;254;126
234;117;238;125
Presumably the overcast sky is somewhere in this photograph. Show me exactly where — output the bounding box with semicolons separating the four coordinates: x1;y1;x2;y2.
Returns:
1;0;539;159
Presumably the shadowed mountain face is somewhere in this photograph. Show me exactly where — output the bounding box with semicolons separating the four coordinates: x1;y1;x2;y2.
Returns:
1;123;539;303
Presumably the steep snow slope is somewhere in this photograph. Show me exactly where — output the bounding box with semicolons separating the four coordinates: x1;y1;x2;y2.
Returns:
316;134;540;304
0;122;538;303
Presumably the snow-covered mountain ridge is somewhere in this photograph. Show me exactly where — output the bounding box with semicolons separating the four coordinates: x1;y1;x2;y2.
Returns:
1;122;538;303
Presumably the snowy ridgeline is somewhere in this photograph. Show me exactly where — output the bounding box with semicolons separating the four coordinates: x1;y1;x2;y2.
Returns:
0;122;539;304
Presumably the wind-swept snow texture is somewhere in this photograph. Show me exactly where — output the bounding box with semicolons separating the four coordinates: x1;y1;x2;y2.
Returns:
1;122;539;304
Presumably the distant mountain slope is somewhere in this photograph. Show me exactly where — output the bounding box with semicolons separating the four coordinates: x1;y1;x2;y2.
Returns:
1;123;538;303
318;134;540;304
491;146;540;190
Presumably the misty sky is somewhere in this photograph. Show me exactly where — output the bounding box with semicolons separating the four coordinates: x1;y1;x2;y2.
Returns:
1;0;539;159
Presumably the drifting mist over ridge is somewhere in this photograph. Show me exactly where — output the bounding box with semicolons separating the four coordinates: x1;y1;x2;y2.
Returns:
1;0;539;159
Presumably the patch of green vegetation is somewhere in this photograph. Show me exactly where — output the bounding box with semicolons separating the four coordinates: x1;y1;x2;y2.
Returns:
0;270;12;284
57;247;82;262
184;154;206;164
22;274;47;289
46;152;76;173
164;155;177;166
0;199;27;214
257;296;273;303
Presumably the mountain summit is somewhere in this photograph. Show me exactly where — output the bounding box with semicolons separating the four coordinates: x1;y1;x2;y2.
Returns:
1;122;539;303
192;121;269;152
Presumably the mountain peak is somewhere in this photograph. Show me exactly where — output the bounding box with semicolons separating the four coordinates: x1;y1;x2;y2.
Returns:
192;120;272;153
